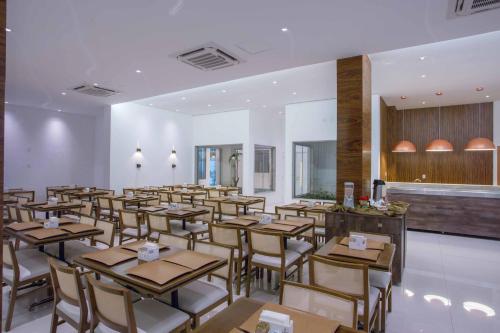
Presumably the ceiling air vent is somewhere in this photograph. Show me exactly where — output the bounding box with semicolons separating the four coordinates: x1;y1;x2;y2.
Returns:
449;0;500;16
175;43;240;71
72;84;119;97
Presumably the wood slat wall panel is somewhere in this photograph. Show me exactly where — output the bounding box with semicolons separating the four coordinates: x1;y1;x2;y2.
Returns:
336;55;372;201
0;0;6;319
380;97;388;180
386;103;493;184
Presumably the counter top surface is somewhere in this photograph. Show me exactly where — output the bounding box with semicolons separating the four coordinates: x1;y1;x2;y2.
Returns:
387;182;500;198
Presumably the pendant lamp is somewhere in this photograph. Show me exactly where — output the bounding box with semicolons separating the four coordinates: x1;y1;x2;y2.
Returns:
392;107;416;153
464;103;495;151
426;106;453;152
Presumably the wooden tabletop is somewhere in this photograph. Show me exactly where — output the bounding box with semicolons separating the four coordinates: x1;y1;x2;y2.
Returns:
174;190;206;196
194;298;359;333
4;222;103;246
209;197;264;206
315;237;396;272
276;203;333;213
70;190;110;198
26;202;84;212
250;220;313;238
73;244;227;296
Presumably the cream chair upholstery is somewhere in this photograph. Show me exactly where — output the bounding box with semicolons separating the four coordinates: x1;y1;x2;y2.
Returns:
97;197;112;221
220;202;239;220
209;223;247;295
146;213;170;241
18;208;34;222
284;215;315;255
157;241;233;328
202;199;220;221
170;193;183;203
2;241;51;331
112;199;125;219
246;229;303;297
350;231;393;331
62;199;83;221
275;207;299;219
16;197;29;205
280;281;357;329
304;210;326;245
86;276;190;333
158;233;191;250
208;189;220;198
246;196;265;212
7;206;18;223
253;211;280;220
159;192;170;203
49;258;89;333
80;200;93;216
118;210;147;244
184;205;213;241
309;255;380;333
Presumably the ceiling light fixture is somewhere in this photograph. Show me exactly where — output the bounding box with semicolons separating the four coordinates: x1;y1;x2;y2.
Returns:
221;89;227;93
404;289;415;297
246;99;251;103
5;27;11;32
400;96;407;100
420;74;427;78
465;103;495;151
57;109;62;112
208;104;212;107
422;101;426;105
392;107;417;153
93;83;99;86
181;96;186;100
4;101;8;104
61;92;67;96
281;27;288;32
463;302;495;317
476;87;484;92
485;95;490;98
435;91;443;96
292;92;297;95
148;103;153;106
419;56;426;61
272;81;278;85
175;109;180;112
426;105;454;152
135;69;142;73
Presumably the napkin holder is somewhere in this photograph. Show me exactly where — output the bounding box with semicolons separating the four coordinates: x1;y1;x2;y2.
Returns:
349;235;367;251
168;203;179;210
230;193;239;199
44;217;60;229
260;214;273;225
48;196;59;206
181;188;188;193
126;192;134;199
137;242;160;262
258;310;293;333
182;183;188;187
83;187;90;193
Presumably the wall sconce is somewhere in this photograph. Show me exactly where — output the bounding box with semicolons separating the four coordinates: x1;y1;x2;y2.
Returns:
134;146;143;168
169;146;177;168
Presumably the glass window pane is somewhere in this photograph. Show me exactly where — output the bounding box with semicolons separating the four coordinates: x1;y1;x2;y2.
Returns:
254;145;275;193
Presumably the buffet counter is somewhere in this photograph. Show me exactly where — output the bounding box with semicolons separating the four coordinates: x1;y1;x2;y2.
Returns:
387;182;500;239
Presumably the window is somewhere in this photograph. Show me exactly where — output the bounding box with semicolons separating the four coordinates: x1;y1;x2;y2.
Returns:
195;145;243;187
254;145;275;193
293;141;336;200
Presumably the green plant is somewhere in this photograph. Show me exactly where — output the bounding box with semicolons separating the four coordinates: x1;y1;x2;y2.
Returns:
296;190;336;201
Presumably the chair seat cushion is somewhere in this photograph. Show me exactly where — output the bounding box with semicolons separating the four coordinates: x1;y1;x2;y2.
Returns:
159;280;228;314
57;299;90;324
3;249;50;283
100;209;111;216
358;286;380;318
185;223;208;234
286;239;313;255
369;269;392;289
170;227;191;237
252;250;301;268
123;225;148;237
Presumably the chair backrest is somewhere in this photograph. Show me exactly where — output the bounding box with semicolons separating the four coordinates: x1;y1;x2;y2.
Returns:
148;196;160;206
247;196;265;211
305;211;326;227
253;211;280;220
119;210;140;229
15;191;35;202
70;198;83;214
285;215;315;225
203;200;220;214
62;194;70;202
49;258;88;323
16;197;29;204
123;188;135;195
18;208;33;222
3;241;18;271
195;205;214;223
147;213;170;235
158;233;190;250
171;193;183;203
220;202;238;216
159;192;170;203
56;193;64;201
94;220;115;247
350;231;392;244
86;276;137;333
208;189;220;198
7;206;18;223
280;281;357;329
194;241;233;283
80;201;93;216
275;207;299;219
97;197;111;210
209;224;241;249
112;199;125;211
80;215;96;226
227;189;239;196
248;229;283;257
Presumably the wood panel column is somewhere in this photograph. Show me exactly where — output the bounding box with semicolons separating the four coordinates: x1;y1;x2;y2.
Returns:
336;55;372;202
1;0;6;320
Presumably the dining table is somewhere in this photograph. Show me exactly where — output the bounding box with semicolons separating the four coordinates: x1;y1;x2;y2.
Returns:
25;201;84;218
69;190;111;200
209;196;265;215
205;186;240;196
194;297;360;333
73;240;227;308
145;206;210;229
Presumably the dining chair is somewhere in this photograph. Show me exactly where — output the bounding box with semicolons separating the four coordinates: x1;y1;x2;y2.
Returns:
2;241;51;331
7;205;18;224
62;199;83;221
304;210;326;245
16;197;29;205
202;199;221;222
62;194;71;202
18;207;34;222
146;212;191;241
48;258;89;333
275;207;299;219
220;202;239;221
280;281;358;329
170;193;183;203
157;241;234;328
208;189;220;198
158;233;191;250
283;215;315;256
246;228;303;297
350;231;393;331
118;210;147;245
184;205;213;242
253;211;280;220
246;196;266;212
112;199;126;219
209;223;247;295
159;192;170;203
309;255;380;333
97;197;113;221
227;189;239;196
192;192;206;205
80;200;93;216
86;276;191;333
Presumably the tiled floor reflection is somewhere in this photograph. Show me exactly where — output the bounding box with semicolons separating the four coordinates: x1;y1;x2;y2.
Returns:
4;231;500;332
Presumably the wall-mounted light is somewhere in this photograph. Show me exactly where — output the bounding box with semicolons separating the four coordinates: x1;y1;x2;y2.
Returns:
134;146;143;168
169;146;177;168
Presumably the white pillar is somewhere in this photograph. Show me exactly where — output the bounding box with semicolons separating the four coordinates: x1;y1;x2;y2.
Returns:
493;101;500;185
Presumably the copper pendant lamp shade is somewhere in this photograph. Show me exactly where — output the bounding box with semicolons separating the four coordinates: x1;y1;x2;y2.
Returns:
426;139;454;152
464;137;495;151
392;140;417;153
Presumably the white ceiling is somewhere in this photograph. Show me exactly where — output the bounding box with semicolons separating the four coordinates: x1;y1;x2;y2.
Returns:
6;0;500;115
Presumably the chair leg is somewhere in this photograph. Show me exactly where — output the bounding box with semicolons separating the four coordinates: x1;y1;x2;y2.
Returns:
5;285;18;331
245;263;252;297
380;289;387;332
50;307;59;333
388;286;392;312
118;233;123;245
297;259;303;283
236;259;242;295
267;269;272;283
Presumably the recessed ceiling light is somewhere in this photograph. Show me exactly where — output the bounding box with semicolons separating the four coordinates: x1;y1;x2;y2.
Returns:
292;92;297;95
419;56;426;61
246;99;251;103
262;105;267;108
221;89;227;93
278;111;284;114
181;96;186;100
175;109;180;112
272;81;278;85
5;28;11;32
207;104;212;107
135;69;142;73
281;27;288;32
93;83;99;86
400;96;407;100
486;95;490;98
476;87;484;92
422;101;426;105
57;109;62;112
148;103;153;106
61;92;67;96
435;91;443;96
420;74;427;78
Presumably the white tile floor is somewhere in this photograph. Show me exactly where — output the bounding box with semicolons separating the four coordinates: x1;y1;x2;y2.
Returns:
3;231;500;332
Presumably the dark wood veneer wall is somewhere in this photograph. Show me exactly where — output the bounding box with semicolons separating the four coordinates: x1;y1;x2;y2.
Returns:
0;0;6;320
381;101;493;185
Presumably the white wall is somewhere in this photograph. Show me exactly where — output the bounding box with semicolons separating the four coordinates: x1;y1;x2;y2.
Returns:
5;105;101;200
493;100;500;185
93;107;111;188
284;99;337;203
110;103;193;191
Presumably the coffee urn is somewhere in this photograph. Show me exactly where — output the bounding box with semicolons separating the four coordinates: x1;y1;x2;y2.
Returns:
372;179;386;202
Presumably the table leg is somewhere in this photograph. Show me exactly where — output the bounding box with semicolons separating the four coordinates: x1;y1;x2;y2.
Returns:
57;211;61;218
243;205;247;215
58;242;65;261
38;245;44;252
171;290;179;308
45;212;49;219
182;219;186;230
284;238;288;249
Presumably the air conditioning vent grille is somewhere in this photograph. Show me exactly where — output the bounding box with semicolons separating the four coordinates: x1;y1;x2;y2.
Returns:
472;0;500;9
72;84;118;97
175;44;240;71
450;0;500;16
